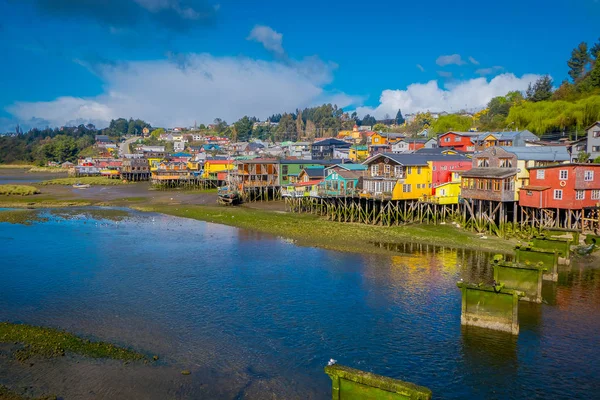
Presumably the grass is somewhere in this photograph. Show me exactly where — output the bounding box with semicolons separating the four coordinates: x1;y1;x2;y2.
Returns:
0;385;56;400
0;164;36;169
0;185;40;196
0;322;146;362
135;204;517;254
40;177;130;186
27;167;67;173
0;196;92;209
49;208;131;221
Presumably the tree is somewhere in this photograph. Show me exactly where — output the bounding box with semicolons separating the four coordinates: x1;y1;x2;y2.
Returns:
577;151;591;163
551;80;576;101
305;120;316;140
361;114;376;127
567;42;591;82
198;124;207;130
373;123;387;132
432;114;473;133
526;75;554;102
150;128;165;139
593;156;600;164
213;118;228;134
591;38;600;61
233;116;254;142
589;59;600;88
296;110;305;139
275;114;296;141
395;109;405;125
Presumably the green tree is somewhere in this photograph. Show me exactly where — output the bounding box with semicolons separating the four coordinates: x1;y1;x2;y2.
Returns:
567;42;591;82
296;110;305;139
150;128;165;139
589;59;600;88
591;38;600;61
526;75;554;102
233;116;254;142
361;114;377;127
275;114;297;141
395;109;405;125
213;118;228;134
551;80;576;100
577;151;591;163
432;114;473;133
373;123;388;132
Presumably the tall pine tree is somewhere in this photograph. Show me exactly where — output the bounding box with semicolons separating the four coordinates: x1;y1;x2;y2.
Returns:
395;109;405;125
567;42;590;82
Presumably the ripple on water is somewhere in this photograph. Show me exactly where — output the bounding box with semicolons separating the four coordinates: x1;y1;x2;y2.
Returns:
1;209;599;399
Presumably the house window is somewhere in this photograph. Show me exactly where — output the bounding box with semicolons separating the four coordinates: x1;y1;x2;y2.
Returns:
455;136;461;142
282;165;289;175
593;146;600;152
371;165;379;176
384;164;391;174
403;184;412;192
444;137;451;142
584;171;594;181
417;166;422;174
575;190;585;200
493;180;501;191
592;190;600;200
394;165;403;177
499;158;513;168
594;131;600;138
442;166;447;171
407;166;412;174
536;169;545;179
559;170;568;180
433;166;436;171
477;158;489;167
553;189;563;200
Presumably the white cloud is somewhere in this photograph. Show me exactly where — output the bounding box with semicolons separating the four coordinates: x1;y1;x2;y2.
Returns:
416;64;425;72
437;71;453;78
133;0;202;19
468;56;479;65
6;54;360;129
355;73;541;118
247;25;284;55
436;54;466;66
476;66;504;76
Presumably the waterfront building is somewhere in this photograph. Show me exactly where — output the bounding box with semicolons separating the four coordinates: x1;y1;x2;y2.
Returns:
460;147;518;202
520;164;600;209
586;121;600;160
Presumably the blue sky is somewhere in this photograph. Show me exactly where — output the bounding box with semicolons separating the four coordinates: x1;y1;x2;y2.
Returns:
1;0;599;130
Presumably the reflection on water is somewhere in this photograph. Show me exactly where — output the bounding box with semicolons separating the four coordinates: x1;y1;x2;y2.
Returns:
0;209;599;399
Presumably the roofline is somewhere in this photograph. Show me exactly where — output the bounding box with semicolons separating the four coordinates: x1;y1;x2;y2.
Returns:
528;163;598;170
584;121;600;131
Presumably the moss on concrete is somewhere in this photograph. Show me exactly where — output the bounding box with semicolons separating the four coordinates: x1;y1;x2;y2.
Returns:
324;364;431;400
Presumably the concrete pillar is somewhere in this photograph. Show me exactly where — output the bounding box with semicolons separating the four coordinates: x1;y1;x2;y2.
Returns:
492;256;545;303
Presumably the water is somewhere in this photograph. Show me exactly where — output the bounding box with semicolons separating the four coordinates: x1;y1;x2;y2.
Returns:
1;210;599;399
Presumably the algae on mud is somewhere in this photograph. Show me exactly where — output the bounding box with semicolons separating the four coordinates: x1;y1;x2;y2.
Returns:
0;185;40;196
0;322;146;362
0;209;47;225
135;204;518;254
40;177;130;186
0;385;56;400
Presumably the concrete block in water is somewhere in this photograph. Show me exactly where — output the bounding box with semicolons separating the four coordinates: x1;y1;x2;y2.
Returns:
515;245;559;282
457;282;524;335
324;364;432;400
544;229;579;245
531;235;571;260
492;258;545;303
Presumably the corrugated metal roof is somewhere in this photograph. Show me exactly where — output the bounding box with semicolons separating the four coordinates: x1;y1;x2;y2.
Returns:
500;146;570;161
462;168;517;178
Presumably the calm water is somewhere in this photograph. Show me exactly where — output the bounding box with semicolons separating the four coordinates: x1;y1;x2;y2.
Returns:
1;209;599;399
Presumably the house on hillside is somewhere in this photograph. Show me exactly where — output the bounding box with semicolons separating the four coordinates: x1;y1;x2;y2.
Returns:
310;138;351;160
438;131;480;152
586;121;600;160
520;164;600;209
361;154;432;200
349;145;369;162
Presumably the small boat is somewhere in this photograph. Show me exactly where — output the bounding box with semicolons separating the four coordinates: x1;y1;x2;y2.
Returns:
72;183;91;189
218;186;241;205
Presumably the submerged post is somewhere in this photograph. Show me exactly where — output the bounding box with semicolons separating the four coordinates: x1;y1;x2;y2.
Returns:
515;244;559;281
457;282;524;335
324;364;432;400
492;256;545;303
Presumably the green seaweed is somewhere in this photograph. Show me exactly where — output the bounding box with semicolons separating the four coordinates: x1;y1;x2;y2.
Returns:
0;385;56;400
0;322;146;362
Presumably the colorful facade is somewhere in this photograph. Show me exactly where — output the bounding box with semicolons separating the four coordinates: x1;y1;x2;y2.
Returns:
520;164;600;210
